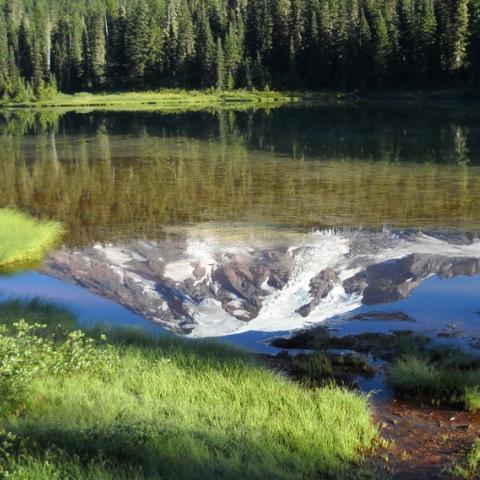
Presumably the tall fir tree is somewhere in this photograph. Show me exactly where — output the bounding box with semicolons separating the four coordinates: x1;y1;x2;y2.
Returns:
0;11;8;95
125;0;151;86
196;6;215;87
89;12;106;87
215;37;225;89
371;10;391;86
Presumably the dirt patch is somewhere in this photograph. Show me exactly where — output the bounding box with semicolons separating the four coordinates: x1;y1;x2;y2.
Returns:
369;400;480;479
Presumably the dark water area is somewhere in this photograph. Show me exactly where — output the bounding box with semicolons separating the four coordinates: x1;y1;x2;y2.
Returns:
0;103;479;357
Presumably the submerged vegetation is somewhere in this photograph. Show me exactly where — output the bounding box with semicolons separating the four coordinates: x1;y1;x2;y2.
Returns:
0;300;378;479
272;326;480;411
0;209;63;267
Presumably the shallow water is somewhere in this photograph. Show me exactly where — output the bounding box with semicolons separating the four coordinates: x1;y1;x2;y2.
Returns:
0;104;479;350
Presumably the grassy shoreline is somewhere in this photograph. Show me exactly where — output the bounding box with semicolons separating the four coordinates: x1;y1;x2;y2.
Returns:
0;300;378;479
0;209;63;268
0;90;300;111
0;88;477;112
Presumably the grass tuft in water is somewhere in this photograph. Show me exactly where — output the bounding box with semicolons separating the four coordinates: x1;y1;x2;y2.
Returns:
387;347;480;409
0;209;63;267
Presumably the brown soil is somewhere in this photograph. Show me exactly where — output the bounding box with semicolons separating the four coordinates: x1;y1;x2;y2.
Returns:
368;400;480;479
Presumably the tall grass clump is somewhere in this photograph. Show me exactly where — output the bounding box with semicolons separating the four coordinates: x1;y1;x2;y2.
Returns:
387;348;480;409
0;310;378;479
0;209;63;267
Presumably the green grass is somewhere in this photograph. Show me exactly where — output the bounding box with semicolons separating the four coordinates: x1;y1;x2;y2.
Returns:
0;209;63;268
450;438;480;478
387;348;480;409
0;89;298;111
0;302;378;479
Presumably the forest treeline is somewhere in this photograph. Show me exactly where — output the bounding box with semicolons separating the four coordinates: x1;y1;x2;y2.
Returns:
0;0;479;100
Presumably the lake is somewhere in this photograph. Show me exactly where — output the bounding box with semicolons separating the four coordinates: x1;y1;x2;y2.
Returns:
1;103;480;351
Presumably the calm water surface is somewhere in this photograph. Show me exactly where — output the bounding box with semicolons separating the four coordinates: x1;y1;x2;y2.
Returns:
0;103;479;349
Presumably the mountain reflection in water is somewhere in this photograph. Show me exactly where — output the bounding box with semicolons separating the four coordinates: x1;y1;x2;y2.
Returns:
39;227;480;337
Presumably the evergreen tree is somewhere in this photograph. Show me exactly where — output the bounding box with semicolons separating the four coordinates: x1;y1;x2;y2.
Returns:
371;10;390;86
51;20;68;90
416;0;437;81
0;11;8;95
0;0;479;97
438;0;470;73
31;35;45;97
106;8;127;87
357;5;373;88
196;6;215;87
17;19;34;80
215;37;225;89
176;5;196;84
452;0;470;71
468;0;480;84
6;47;19;98
89;12;106;87
125;0;151;85
225;22;242;89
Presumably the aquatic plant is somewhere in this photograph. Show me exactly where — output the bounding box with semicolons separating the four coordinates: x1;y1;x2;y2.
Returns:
0;305;378;479
291;351;374;386
0;209;63;267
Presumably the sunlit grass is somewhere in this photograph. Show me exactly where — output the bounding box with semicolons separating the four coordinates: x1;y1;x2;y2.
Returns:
2;89;298;111
0;209;63;267
0;302;378;479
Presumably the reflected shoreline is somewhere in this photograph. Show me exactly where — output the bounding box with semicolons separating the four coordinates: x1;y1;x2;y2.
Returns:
1;105;480;245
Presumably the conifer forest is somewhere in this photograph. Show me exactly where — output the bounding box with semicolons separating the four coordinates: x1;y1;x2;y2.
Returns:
0;0;479;100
